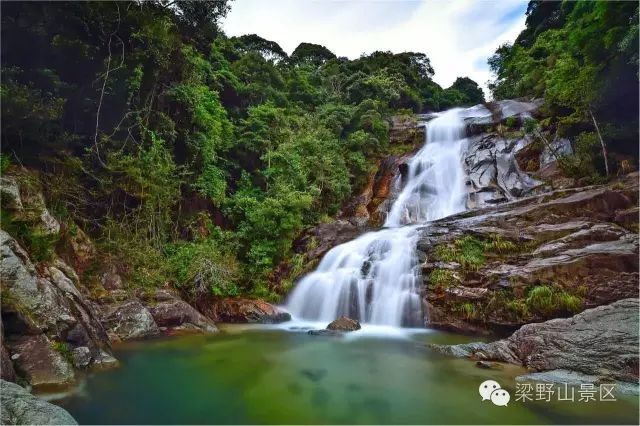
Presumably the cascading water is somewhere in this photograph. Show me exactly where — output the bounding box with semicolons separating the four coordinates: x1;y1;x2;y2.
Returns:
286;108;469;327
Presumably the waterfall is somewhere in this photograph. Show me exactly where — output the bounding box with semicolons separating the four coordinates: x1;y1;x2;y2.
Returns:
286;108;468;327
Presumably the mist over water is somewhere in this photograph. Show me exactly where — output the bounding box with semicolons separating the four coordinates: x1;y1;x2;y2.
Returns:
286;109;469;327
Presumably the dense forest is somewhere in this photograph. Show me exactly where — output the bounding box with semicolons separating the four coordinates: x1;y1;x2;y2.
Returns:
1;0;637;302
489;0;638;177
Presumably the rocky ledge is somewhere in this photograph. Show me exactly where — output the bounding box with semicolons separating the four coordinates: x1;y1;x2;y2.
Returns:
428;298;639;384
419;173;638;333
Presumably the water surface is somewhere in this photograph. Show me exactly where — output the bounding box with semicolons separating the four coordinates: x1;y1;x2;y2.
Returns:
54;326;639;424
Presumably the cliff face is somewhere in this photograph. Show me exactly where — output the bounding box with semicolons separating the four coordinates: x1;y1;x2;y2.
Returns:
418;174;638;334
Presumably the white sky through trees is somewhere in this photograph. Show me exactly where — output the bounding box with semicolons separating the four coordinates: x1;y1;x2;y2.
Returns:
222;0;528;98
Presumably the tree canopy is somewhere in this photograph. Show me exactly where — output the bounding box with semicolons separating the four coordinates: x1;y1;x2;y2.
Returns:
1;0;484;299
488;0;638;173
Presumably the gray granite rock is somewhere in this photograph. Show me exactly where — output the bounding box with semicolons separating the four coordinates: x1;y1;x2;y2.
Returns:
0;379;78;425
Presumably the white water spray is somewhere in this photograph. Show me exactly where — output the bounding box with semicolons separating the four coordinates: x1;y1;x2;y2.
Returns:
286;108;468;327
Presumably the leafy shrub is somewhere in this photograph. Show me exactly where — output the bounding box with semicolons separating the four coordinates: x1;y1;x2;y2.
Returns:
1;209;59;262
166;238;241;298
460;302;479;320
557;132;604;182
505;299;530;321
0;153;10;174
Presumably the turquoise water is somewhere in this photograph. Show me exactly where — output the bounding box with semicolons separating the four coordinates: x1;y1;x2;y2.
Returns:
53;325;639;424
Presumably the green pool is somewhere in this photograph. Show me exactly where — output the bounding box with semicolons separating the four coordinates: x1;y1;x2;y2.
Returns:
52;324;639;424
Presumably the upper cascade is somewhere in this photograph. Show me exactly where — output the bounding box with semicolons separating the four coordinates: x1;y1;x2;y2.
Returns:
385;108;468;227
286;108;470;327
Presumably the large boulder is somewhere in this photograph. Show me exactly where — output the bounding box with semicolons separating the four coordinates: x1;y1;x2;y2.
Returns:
429;298;639;383
5;334;75;390
148;298;218;334
1;379;78;425
100;299;160;341
206;298;291;324
326;316;361;331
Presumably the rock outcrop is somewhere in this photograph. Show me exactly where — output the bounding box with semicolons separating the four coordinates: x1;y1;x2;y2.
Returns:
0;227;112;390
204;298;291;323
465;133;545;207
0;379;78;425
147;292;218;334
420;173;638;333
1;168;219;392
428;298;639;383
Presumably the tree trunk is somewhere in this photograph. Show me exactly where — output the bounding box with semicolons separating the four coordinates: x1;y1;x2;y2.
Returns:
589;108;609;177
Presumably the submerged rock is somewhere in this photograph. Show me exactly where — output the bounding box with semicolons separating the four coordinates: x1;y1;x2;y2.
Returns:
307;329;343;337
429;298;639;383
0;380;78;425
207;298;291;324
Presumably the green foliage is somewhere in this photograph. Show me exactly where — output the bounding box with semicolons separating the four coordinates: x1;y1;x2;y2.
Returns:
459;302;479;320
0;154;11;174
428;268;457;290
290;42;336;65
434;236;485;270
1;209;59;262
0;1;486;298
166;238;241;298
557;132;605;182
525;285;584;316
483;234;517;254
440;77;485;108
50;341;73;364
505;299;530;321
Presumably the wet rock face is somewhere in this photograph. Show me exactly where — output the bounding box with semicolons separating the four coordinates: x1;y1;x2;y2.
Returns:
326;316;361;331
419;175;639;333
1;380;78;425
465;134;544;207
206;298;291;324
429;298;639;383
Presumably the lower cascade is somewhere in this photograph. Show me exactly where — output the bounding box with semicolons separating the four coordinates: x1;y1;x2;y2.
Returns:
286;108;469;327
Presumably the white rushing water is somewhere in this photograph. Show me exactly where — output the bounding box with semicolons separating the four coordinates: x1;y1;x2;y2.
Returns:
286;108;469;327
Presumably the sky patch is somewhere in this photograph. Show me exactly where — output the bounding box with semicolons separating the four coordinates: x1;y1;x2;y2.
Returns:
222;0;528;97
